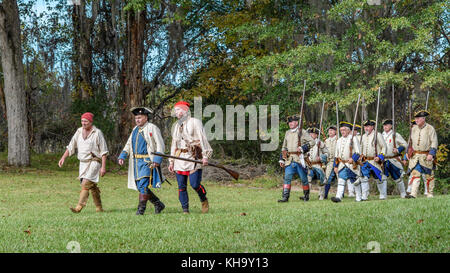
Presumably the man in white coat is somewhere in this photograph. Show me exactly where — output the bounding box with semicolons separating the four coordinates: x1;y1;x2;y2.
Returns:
118;107;166;215
359;120;388;200
331;122;362;202
59;112;108;213
381;119;407;198
168;101;213;214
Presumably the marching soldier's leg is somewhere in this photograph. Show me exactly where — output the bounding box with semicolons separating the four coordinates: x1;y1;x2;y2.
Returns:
176;173;190;213
408;170;422;198
394;177;407;198
298;164;310;202
90;183;104;212
354;181;362;202
189;169;209;213
347;180;355;197
147;189;165;214
376;175;388;200
71;179;91;213
425;174;435;198
331;178;346;203
279;165;294;202
360;176;370;201
136;178;151;215
324;171;335;199
422;173;429;196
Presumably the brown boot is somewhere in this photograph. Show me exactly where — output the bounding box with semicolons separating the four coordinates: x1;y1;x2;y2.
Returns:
70;189;89;213
91;185;104;212
201;199;209;213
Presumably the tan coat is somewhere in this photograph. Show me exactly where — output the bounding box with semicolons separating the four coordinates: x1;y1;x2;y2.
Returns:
308;138;329;169
335;134;360;173
382;130;407;170
324;135;337;177
67;126;108;183
408;123;438;171
361;131;387;171
281;128;315;167
170;116;213;172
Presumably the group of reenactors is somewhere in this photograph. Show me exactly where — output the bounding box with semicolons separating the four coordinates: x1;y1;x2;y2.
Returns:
278;110;438;203
59;101;212;215
58;100;439;215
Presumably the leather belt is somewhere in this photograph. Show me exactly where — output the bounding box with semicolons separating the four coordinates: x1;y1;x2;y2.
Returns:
413;151;430;155
176;148;189;153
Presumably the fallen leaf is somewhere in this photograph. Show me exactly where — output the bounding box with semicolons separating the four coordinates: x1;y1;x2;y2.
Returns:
417;219;424;224
240;212;247;216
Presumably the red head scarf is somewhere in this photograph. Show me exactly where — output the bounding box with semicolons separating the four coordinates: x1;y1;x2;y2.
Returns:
81;112;94;123
174;101;190;112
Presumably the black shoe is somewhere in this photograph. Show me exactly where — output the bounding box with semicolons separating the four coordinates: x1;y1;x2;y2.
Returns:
405;194;415;199
331;197;341;203
299;189;310;202
136;201;147;215
183;208;190;214
278;188;290;202
154;201;165;214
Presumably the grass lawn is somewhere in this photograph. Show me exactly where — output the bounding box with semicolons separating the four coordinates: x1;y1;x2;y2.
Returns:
0;153;448;253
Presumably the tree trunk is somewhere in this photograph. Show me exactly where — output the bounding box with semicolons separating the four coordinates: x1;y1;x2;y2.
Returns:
0;0;30;166
119;8;146;142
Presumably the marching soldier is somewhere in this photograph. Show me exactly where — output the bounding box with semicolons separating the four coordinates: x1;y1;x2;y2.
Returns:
278;115;315;202
168;101;213;214
331;122;362;202
324;126;338;199
307;127;329;200
118;107;166;215
405;110;438;198
58;112;109;213
346;123;362;197
381;119;407;198
359;120;388;200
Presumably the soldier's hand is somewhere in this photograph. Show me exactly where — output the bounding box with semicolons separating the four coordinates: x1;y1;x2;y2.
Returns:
348;158;354;164
100;167;106;177
374;157;380;162
393;148;399;154
280;162;285;168
426;154;434;161
202;158;208;166
297;146;303;153
58;158;64;168
402;160;407;166
153;162;160;168
334;167;338;174
168;163;174;173
118;159;124;166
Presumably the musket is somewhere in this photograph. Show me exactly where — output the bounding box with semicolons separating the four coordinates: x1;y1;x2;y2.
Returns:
317;100;325;153
392;84;397;151
359;97;364;164
151;152;240;180
350;93;361;169
374;87;381;158
298;80;312;168
316;99;325;160
425;90;430;111
336;101;340;138
406;99;414;160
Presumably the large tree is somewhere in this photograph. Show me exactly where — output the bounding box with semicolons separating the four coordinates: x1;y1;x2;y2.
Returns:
0;0;30;166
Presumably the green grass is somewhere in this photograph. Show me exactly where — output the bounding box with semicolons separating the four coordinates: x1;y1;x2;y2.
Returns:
0;153;449;253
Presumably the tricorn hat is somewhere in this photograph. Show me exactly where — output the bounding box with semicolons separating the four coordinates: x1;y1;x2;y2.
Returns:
287;115;300;123
130;107;152;116
382;119;393;125
363;120;376;126
414;110;430;118
327;125;337;131
307;127;320;134
340;121;353;129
